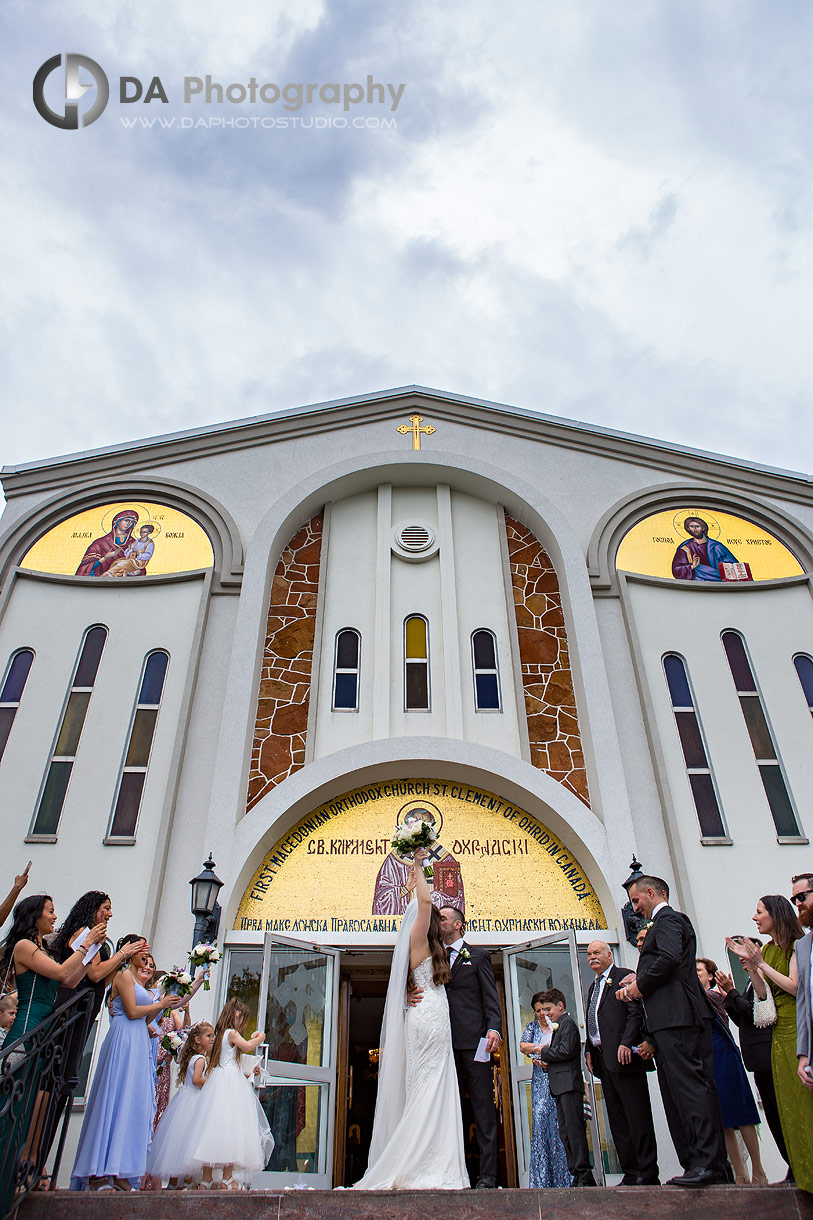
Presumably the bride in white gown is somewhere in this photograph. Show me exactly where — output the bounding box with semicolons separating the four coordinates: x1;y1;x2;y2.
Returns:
354;849;469;1189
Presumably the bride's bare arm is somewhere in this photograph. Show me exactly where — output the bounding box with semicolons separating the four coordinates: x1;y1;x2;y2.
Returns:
409;849;432;966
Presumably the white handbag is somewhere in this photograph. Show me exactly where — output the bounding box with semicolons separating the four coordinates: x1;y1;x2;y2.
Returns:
752;979;777;1028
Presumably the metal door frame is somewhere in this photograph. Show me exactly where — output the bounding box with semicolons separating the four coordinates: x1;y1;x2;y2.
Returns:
247;933;343;1189
502;929;605;1186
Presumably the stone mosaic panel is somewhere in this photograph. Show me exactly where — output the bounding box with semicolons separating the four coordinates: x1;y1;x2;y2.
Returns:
246;513;323;812
505;514;590;807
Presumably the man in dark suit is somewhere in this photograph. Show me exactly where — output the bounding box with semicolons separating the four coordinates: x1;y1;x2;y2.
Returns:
617;875;728;1188
439;905;502;1188
534;988;596;1186
584;940;659;1185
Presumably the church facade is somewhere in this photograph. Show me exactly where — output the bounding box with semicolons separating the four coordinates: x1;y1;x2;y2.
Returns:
1;386;810;1185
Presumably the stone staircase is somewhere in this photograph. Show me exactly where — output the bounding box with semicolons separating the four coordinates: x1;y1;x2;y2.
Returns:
17;1187;813;1220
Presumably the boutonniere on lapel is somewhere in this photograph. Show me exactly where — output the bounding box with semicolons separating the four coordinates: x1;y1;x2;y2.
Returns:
548;1022;559;1031
457;947;471;963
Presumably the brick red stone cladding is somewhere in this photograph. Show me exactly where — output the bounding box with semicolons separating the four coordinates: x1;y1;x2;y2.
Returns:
505;515;590;808
246;513;323;812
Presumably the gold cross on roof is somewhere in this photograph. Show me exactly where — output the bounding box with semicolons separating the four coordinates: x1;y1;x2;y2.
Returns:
396;414;437;450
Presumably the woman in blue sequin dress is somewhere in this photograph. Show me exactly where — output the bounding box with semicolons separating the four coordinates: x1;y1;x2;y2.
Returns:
520;996;572;1188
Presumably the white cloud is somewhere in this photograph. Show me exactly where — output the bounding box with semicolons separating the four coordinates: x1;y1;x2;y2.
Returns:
2;0;813;485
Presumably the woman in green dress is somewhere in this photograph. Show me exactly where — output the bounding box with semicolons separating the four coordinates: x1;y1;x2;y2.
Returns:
0;893;106;1193
727;894;813;1192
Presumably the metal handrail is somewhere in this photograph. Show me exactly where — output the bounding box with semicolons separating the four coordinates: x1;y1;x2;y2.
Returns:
0;989;91;1218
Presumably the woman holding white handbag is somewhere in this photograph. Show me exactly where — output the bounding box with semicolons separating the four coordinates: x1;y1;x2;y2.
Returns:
727;894;813;1193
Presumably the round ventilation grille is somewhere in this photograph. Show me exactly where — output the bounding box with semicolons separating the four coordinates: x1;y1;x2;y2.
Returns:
396;524;434;552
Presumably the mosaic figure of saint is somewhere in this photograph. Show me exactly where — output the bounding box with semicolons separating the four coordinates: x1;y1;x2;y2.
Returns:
671;515;739;582
75;509;144;577
371;804;465;917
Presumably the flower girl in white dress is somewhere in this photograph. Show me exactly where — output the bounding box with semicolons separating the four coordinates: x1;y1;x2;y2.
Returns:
193;999;274;1190
146;1022;213;1188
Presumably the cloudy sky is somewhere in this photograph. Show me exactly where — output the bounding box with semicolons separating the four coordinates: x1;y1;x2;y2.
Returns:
3;1;813;481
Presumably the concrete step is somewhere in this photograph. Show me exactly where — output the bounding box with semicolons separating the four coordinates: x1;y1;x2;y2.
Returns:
17;1186;813;1220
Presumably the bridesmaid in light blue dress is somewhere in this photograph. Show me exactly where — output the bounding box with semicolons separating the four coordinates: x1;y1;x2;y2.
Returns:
71;936;184;1191
520;999;572;1188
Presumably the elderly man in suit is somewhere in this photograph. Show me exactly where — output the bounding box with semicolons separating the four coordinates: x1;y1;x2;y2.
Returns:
617;875;727;1188
793;872;813;1092
584;940;659;1185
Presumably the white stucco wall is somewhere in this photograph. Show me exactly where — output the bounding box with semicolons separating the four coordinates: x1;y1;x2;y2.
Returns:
0;571;207;939
624;575;813;961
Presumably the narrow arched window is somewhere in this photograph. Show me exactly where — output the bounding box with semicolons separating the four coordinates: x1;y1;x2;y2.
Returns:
722;631;801;839
0;649;35;764
404;616;430;711
332;629;361;711
794;654;813;714
472;630;501;711
663;654;726;839
107;650;169;842
30;626;107;839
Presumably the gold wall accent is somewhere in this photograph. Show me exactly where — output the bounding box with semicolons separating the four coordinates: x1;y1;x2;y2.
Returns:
236;779;607;939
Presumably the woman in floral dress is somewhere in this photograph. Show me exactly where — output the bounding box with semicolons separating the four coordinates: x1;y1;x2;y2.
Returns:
519;993;572;1187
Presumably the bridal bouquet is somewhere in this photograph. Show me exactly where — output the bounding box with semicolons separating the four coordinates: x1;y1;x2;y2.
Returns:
189;942;221;990
391;818;438;880
157;965;193;1017
157;1029;185;1076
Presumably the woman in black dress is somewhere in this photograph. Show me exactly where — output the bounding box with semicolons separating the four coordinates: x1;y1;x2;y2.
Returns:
47;893;145;1145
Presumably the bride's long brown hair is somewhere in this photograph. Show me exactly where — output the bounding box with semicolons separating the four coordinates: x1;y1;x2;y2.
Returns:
411;904;450;988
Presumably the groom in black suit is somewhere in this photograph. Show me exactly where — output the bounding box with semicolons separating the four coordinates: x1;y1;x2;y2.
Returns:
617;876;728;1188
439;905;502;1188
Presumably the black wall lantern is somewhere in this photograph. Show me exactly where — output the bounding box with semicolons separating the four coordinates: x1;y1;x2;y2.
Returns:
190;853;224;950
621;855;645;947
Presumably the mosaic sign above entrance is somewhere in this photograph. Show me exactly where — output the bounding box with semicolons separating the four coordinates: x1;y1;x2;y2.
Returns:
20;501;214;578
236;779;607;939
616;508;803;583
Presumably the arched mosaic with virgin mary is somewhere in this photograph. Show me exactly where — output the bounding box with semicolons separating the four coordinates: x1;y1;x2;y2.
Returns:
20;501;213;579
371;799;465;917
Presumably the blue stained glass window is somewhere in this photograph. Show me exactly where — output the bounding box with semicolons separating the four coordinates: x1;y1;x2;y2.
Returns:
0;648;34;764
794;655;813;710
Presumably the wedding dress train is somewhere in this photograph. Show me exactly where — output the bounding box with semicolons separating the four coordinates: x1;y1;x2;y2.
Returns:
354;900;469;1190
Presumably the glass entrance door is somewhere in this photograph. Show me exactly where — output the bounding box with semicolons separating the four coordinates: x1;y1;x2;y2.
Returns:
503;931;612;1187
243;934;342;1188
